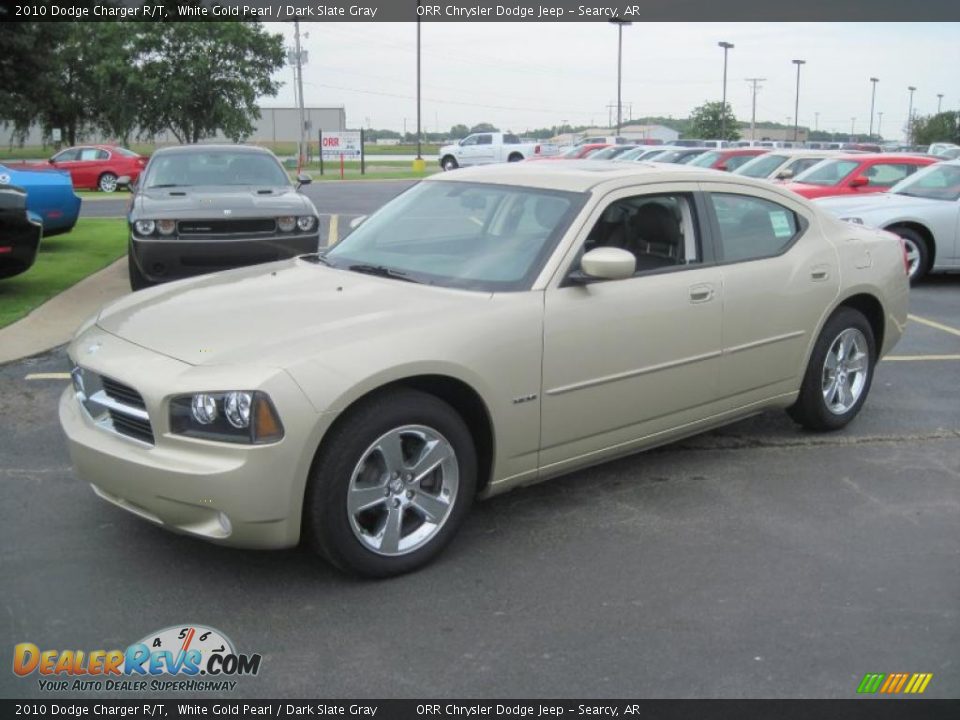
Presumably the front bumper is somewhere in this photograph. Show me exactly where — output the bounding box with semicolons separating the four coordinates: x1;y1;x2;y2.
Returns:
59;329;329;549
131;232;320;284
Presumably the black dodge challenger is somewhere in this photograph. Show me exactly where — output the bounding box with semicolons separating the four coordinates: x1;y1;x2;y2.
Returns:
0;185;43;280
123;145;321;290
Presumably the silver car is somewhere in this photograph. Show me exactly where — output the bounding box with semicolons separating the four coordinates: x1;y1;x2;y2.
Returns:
61;162;909;577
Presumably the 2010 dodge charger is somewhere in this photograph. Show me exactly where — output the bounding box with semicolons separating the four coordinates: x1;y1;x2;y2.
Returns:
61;161;909;577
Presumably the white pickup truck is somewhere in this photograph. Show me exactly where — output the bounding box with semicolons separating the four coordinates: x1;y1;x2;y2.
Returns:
438;132;555;170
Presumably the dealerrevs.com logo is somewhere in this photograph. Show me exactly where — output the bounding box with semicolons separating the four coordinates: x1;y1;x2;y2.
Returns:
13;624;261;692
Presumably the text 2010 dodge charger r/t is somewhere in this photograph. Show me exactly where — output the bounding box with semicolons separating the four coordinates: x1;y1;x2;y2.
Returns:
124;144;319;289
60;162;909;577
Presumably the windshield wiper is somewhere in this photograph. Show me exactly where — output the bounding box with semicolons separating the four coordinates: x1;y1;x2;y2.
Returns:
347;263;423;284
301;252;332;265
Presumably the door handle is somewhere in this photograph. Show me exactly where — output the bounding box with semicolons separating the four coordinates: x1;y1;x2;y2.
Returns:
689;283;714;303
810;264;830;281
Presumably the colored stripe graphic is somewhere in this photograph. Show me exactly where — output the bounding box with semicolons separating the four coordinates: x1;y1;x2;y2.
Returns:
904;673;933;694
859;672;933;694
857;673;885;693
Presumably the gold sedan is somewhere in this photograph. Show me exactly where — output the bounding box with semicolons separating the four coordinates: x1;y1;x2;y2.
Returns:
60;161;909;577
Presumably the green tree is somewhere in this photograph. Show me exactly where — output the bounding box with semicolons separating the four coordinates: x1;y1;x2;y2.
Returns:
136;22;285;143
688;102;741;141
469;122;499;133
910;112;960;146
449;124;470;139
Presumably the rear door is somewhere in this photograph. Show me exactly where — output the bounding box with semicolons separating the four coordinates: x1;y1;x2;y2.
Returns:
702;181;840;406
74;147;104;189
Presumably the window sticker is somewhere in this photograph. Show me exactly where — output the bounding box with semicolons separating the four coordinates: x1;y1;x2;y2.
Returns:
769;211;794;238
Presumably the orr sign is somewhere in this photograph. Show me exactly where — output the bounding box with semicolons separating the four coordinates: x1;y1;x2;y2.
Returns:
320;131;362;160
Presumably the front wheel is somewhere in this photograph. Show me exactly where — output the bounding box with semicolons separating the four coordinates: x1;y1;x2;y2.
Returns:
98;172;118;193
441;155;459;171
787;307;876;431
889;226;928;283
304;388;477;577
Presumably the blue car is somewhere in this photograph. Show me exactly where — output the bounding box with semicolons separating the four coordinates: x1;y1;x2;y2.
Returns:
0;163;81;236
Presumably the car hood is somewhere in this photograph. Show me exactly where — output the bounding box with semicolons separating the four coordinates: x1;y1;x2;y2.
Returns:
814;191;938;215
95;258;492;367
135;186;312;218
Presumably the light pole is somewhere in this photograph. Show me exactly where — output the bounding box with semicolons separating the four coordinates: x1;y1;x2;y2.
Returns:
814;112;819;132
609;20;633;136
878;111;884;138
937;93;944;114
293;21;307;171
792;59;805;142
718;41;734;140
907;86;916;144
869;77;879;138
851;117;856;141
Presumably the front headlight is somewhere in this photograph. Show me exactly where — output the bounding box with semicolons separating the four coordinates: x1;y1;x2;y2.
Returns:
841;217;864;224
170;391;284;444
134;220;155;235
277;216;296;232
297;215;317;232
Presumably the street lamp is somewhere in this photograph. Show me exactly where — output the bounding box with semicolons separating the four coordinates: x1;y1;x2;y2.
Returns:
907;86;916;144
878;111;884;138
937;93;944;114
851;117;856;141
718;41;734;140
792;59;805;142
869;77;879;138
609;20;633;136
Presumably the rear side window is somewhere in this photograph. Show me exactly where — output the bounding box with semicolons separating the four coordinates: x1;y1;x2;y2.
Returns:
710;194;801;263
79;148;101;161
503;134;520;144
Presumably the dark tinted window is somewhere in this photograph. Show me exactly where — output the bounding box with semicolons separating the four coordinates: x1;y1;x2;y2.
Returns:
503;134;520;144
710;194;801;262
476;135;493;146
144;151;290;188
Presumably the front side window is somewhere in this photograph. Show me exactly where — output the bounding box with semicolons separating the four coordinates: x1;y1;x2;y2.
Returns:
460;135;478;146
792;159;861;186
891;163;960;201
53;149;80;162
325;181;586;291
734;154;787;178
476;135;493;146
710;193;801;262
582;193;700;274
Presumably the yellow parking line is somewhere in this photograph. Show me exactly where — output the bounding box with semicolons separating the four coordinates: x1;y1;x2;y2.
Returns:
883;355;960;362
327;214;339;246
25;372;72;380
908;314;960;338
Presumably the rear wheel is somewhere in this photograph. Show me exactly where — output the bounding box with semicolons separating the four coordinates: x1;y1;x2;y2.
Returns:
304;388;477;577
889;226;929;283
787;307;876;431
507;153;524;162
98;172;118;193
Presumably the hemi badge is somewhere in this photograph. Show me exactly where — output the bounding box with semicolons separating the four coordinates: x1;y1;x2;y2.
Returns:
512;394;537;404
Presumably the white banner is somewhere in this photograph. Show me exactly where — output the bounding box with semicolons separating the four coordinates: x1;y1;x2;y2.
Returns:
321;131;362;160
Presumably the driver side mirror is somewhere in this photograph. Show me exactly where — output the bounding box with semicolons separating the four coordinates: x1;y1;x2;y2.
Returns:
569;247;636;284
849;175;869;188
776;168;794;180
296;172;312;188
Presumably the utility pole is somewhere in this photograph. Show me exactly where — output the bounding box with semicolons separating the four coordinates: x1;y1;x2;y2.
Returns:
878;111;884;138
609;20;632;136
294;21;307;172
937;93;944;113
907;86;916;144
746;78;766;141
792;59;806;142
869;77;879;138
814;112;819;131
851;117;856;141
718;42;734;139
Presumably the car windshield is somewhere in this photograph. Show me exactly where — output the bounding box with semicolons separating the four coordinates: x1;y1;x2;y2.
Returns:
613;147;648;162
144;150;290;188
675;150;707;164
588;146;633;160
558;146;584;158
891;163;960;201
734;154;786;178
688;151;722;167
324;181;585;291
792;159;861;186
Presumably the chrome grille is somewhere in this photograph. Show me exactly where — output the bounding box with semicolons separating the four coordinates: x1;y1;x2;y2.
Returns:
73;368;155;445
177;219;276;235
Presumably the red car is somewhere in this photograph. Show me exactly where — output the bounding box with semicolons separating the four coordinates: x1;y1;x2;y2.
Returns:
687;148;768;172
527;143;610;161
782;153;938;199
40;145;147;192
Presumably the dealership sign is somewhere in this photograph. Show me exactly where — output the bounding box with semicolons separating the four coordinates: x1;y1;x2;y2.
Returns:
321;132;362;160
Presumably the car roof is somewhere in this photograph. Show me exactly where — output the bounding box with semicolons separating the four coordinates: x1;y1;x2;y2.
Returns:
425;160;782;194
150;144;275;156
831;153;939;162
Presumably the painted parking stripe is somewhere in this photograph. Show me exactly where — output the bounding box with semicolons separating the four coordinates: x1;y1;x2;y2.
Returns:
883;354;960;362
24;372;72;380
908;314;960;338
327;214;339;246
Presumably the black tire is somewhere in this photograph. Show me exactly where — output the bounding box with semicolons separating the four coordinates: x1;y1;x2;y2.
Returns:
441;155;459;171
304;388;477;578
98;172;118;193
507;153;524;162
889;226;929;283
787;307;876;431
127;247;152;291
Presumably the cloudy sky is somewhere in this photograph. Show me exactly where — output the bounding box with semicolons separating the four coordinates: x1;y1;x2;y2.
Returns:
263;22;959;139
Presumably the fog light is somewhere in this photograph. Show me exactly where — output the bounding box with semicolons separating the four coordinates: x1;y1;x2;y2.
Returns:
224;391;252;429
156;219;176;235
277;216;296;232
191;394;218;425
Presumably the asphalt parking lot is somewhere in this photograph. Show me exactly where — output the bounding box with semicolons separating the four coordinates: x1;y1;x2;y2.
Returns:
2;188;958;699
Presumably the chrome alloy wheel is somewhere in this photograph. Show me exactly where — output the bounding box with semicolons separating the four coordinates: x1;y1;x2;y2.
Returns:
902;237;921;279
821;328;869;415
346;425;459;556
